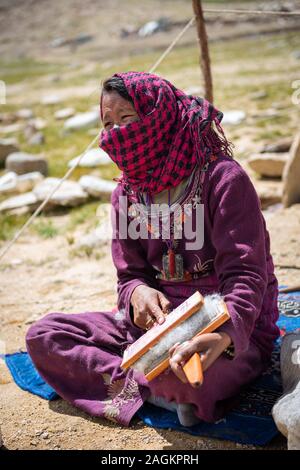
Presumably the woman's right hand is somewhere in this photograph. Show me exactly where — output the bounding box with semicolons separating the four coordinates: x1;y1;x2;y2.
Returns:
130;285;172;330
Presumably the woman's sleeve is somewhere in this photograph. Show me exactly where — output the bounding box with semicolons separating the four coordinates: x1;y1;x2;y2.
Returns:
208;161;268;358
110;185;158;325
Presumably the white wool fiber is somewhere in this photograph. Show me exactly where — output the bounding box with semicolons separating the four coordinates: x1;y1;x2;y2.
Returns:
133;293;224;375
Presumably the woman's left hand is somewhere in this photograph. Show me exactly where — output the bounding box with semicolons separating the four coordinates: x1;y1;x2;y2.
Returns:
169;332;232;385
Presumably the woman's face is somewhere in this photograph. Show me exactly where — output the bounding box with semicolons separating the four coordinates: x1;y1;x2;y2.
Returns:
102;91;139;130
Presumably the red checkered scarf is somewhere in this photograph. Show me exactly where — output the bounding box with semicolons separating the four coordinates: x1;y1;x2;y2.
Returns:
99;72;233;195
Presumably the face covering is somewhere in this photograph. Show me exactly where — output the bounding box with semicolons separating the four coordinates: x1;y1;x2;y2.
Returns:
99;71;233;195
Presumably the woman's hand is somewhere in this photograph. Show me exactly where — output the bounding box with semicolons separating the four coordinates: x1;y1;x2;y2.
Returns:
169;332;232;386
130;285;172;330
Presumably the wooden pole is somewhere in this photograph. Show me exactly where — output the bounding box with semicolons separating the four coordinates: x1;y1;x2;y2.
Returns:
192;0;213;103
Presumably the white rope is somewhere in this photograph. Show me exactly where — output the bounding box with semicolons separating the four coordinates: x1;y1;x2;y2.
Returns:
0;17;195;263
203;8;300;16
149;17;195;73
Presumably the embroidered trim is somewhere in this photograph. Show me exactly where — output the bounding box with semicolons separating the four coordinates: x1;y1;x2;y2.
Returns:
192;255;214;277
101;377;140;424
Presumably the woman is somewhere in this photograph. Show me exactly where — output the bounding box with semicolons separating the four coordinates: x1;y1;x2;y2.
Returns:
26;72;280;427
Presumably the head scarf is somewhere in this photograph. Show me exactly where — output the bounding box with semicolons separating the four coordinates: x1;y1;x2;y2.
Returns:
99;71;233;195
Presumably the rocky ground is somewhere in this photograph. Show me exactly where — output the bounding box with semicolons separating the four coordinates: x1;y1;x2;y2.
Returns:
0;0;300;451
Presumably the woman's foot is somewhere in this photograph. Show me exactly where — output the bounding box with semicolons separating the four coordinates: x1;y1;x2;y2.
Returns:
147;394;178;412
177;403;201;427
147;395;201;427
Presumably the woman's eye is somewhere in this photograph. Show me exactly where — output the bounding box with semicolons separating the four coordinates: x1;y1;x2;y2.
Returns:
104;123;113;130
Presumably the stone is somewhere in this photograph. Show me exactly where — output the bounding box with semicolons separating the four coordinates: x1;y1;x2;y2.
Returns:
253;180;283;210
247;153;289;178
68;148;111;168
52;34;93;48
0;138;19;166
222;110;246;125
28;132;45;146
41;94;61;105
50;37;67;48
272;102;287;111
260;137;293;154
64;111;99;131
28;118;47;130
75;225;111;250
24;120;47;140
24;124;36;140
16;172;44;193
5;152;48;176
249;90;267;100
0;123;23;134
9;206;32;216
0;192;38;212
79;175;117;200
138;18;169;37
33;178;88;207
272;332;300;450
251;109;282;119
0;112;17;124
16;108;34;119
54;107;75;120
0;171;17;194
72;33;93;46
282;133;300;208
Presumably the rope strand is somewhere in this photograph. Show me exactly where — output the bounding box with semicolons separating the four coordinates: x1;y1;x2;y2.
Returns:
203;8;300;17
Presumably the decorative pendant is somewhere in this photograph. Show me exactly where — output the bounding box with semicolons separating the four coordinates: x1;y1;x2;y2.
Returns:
168;248;175;278
128;163;212;283
157;250;191;282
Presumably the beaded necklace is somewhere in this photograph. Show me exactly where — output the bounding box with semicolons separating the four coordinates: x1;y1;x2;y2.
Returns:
127;158;213;281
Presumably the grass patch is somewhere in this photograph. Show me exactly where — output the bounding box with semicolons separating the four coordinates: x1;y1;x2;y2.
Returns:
32;219;59;238
66;201;101;232
0;58;63;84
0;212;28;241
69;244;107;260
